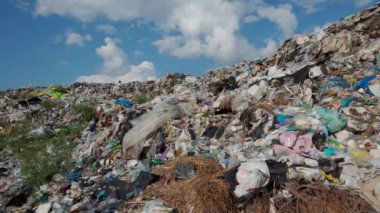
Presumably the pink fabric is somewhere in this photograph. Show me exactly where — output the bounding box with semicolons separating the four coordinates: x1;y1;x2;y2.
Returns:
279;131;315;154
272;144;298;156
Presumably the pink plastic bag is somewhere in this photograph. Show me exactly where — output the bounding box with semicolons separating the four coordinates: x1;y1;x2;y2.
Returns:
279;131;315;154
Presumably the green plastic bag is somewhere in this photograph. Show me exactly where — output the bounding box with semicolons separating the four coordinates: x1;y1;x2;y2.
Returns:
315;107;347;133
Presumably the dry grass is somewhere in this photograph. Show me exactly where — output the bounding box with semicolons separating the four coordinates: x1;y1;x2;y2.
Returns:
243;196;271;213
274;182;377;213
147;156;234;213
146;158;377;213
160;175;234;213
152;156;223;180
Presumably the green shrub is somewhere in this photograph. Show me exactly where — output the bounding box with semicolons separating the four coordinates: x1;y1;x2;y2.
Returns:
202;111;211;118
17;92;33;100
3;120;85;189
133;94;153;104
73;103;96;121
41;100;58;109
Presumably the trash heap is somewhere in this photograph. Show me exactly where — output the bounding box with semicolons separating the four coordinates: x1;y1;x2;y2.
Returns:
1;3;380;213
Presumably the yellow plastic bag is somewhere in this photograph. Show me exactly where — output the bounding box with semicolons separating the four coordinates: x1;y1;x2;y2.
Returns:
349;149;372;159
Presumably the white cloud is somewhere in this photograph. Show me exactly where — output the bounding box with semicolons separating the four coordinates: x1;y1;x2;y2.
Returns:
244;15;260;23
49;34;63;44
256;4;297;38
34;0;297;62
34;0;177;22
65;32;92;46
11;0;32;11
152;1;294;62
134;50;143;56
258;39;278;57
77;62;156;83
96;24;117;34
290;0;326;14
352;0;373;7
291;0;374;13
96;37;131;76
312;22;332;33
76;37;156;83
151;1;254;63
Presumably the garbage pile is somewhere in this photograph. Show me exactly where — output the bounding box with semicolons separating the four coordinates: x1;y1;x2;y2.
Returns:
1;3;380;213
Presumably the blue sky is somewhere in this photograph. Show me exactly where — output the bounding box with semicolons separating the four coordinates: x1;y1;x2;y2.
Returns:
0;0;376;89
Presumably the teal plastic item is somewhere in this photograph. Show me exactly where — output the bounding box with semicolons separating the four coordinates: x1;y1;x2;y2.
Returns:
323;147;335;155
327;77;351;88
315;107;347;133
91;162;98;173
151;159;165;165
339;97;355;108
375;53;380;66
275;114;291;125
97;190;106;201
114;99;133;108
371;66;380;72
286;124;298;131
318;77;351;97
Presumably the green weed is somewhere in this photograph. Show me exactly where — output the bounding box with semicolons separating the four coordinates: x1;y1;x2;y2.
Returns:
41;100;58;110
133;94;153;104
73;103;96;121
1;119;85;189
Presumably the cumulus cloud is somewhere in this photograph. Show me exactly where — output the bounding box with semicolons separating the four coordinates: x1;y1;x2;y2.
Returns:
96;24;117;34
256;4;297;38
95;37;130;76
291;0;374;13
312;22;332;33
65;32;92;46
258;39;278;58
34;0;177;22
76;37;156;83
76;62;156;83
152;1;296;62
34;0;297;63
151;1;255;63
244;15;260;23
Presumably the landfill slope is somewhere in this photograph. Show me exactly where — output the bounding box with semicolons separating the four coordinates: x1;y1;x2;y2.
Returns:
1;3;380;213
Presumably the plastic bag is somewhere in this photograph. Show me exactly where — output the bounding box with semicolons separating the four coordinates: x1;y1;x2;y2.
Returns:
114;98;133;108
122;101;190;159
279;131;315;154
314;107;347;133
234;161;270;197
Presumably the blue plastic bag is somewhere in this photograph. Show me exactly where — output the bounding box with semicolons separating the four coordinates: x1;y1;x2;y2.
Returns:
370;66;380;72
67;171;81;181
114;99;133;108
353;75;377;90
353;75;378;96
